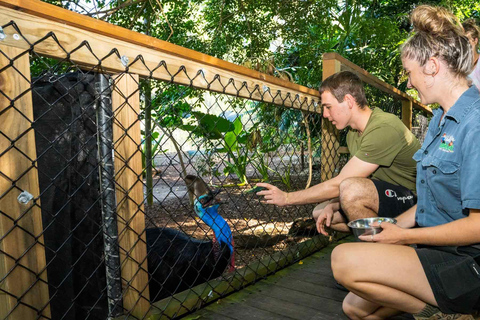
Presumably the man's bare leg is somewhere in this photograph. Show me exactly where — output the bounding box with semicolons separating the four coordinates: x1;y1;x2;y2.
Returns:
339;177;380;221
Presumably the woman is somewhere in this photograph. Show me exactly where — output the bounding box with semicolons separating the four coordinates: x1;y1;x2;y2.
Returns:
331;5;480;320
463;19;480;90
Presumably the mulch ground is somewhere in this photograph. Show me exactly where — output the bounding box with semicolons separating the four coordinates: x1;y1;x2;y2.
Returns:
144;175;321;269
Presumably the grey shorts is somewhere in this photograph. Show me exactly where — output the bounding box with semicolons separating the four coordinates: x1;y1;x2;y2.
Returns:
416;245;480;314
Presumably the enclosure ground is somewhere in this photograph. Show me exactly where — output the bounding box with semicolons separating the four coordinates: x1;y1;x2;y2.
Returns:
144;162;321;269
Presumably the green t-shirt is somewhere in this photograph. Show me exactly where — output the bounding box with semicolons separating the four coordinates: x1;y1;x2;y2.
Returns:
346;108;421;192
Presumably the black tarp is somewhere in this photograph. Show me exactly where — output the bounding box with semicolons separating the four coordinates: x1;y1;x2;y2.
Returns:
32;72;108;320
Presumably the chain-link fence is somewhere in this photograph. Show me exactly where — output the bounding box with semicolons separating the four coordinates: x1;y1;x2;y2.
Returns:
0;5;341;319
0;3;432;320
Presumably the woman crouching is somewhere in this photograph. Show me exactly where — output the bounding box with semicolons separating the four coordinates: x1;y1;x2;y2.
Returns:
332;5;480;320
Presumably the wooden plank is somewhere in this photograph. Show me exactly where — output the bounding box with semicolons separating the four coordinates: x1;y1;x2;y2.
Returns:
0;44;50;319
0;5;320;112
321;58;341;181
249;285;342;319
262;276;347;302
402;99;413;130
212;302;294;320
323;52;431;116
201;283;297;320
243;294;320;320
111;73;150;318
338;146;349;154
281;269;338;288
182;309;236;320
310;313;349;320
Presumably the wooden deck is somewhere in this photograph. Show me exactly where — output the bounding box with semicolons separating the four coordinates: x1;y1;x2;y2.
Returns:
184;238;414;320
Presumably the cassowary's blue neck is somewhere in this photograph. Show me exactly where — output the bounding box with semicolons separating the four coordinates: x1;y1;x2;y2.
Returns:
194;199;233;255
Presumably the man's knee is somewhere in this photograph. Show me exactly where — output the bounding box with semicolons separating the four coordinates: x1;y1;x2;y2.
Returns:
339;178;378;216
339;178;371;201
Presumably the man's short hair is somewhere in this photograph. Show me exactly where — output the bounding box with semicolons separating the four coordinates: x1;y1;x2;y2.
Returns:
319;71;368;108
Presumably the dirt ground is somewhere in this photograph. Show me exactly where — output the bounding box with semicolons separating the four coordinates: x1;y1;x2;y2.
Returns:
144;161;322;269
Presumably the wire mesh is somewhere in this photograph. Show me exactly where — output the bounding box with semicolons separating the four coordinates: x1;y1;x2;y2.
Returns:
0;6;429;317
0;18;336;320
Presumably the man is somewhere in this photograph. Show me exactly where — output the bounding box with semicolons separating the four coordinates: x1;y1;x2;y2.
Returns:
257;71;420;235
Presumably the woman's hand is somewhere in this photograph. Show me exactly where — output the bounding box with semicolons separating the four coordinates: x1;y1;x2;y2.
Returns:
256;183;289;206
358;221;411;245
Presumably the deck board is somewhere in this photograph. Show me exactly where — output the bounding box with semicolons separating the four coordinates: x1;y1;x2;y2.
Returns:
183;238;414;320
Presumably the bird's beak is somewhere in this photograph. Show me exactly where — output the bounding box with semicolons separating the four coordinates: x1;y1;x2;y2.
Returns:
199;188;222;208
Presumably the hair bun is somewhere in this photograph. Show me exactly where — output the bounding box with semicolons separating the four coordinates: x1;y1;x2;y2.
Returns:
411;5;463;36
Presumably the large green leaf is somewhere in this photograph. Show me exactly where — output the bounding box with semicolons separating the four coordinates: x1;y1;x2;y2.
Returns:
224;117;243;152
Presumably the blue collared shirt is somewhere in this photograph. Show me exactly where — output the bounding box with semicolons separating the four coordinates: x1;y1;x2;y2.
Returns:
414;86;480;227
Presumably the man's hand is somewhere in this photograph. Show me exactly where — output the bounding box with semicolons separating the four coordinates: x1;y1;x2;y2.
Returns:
315;204;347;235
256;183;289;206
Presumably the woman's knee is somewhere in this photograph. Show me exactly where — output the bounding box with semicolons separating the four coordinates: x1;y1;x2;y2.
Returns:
343;298;384;320
343;298;362;320
331;244;357;284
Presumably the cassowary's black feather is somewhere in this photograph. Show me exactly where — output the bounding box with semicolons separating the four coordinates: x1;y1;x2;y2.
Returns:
146;227;231;302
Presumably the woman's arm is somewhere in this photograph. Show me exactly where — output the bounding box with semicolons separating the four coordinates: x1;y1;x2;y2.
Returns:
394;204;417;229
405;209;480;246
368;209;480;246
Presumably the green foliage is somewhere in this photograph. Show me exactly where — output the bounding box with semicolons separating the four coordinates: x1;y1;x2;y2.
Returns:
41;0;480;187
218;117;249;185
251;154;273;182
278;163;292;192
141;131;166;174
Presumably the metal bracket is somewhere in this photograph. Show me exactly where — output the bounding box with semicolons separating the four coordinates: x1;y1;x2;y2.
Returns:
17;190;34;204
120;55;129;67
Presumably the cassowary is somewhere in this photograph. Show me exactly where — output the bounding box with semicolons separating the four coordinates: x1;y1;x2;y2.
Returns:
146;175;234;302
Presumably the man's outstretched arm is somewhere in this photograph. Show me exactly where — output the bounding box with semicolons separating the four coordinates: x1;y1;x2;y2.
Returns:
257;156;379;206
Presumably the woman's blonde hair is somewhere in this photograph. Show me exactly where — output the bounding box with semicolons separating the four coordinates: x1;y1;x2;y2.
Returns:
463;19;480;49
401;5;473;77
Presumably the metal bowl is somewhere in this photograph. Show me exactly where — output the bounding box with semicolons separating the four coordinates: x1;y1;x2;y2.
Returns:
347;217;397;241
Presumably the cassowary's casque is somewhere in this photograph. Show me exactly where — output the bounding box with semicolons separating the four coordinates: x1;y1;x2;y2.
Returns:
146;175;234;302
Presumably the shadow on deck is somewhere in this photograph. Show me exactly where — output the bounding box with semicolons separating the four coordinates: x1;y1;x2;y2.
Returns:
184;237;414;320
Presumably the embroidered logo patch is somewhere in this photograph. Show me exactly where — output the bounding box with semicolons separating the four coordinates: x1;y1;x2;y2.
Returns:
439;133;454;153
385;189;397;197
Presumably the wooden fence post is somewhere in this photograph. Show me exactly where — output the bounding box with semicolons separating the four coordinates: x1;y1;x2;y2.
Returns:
111;73;150;318
320;55;341;181
402;99;413;130
0;45;51;319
